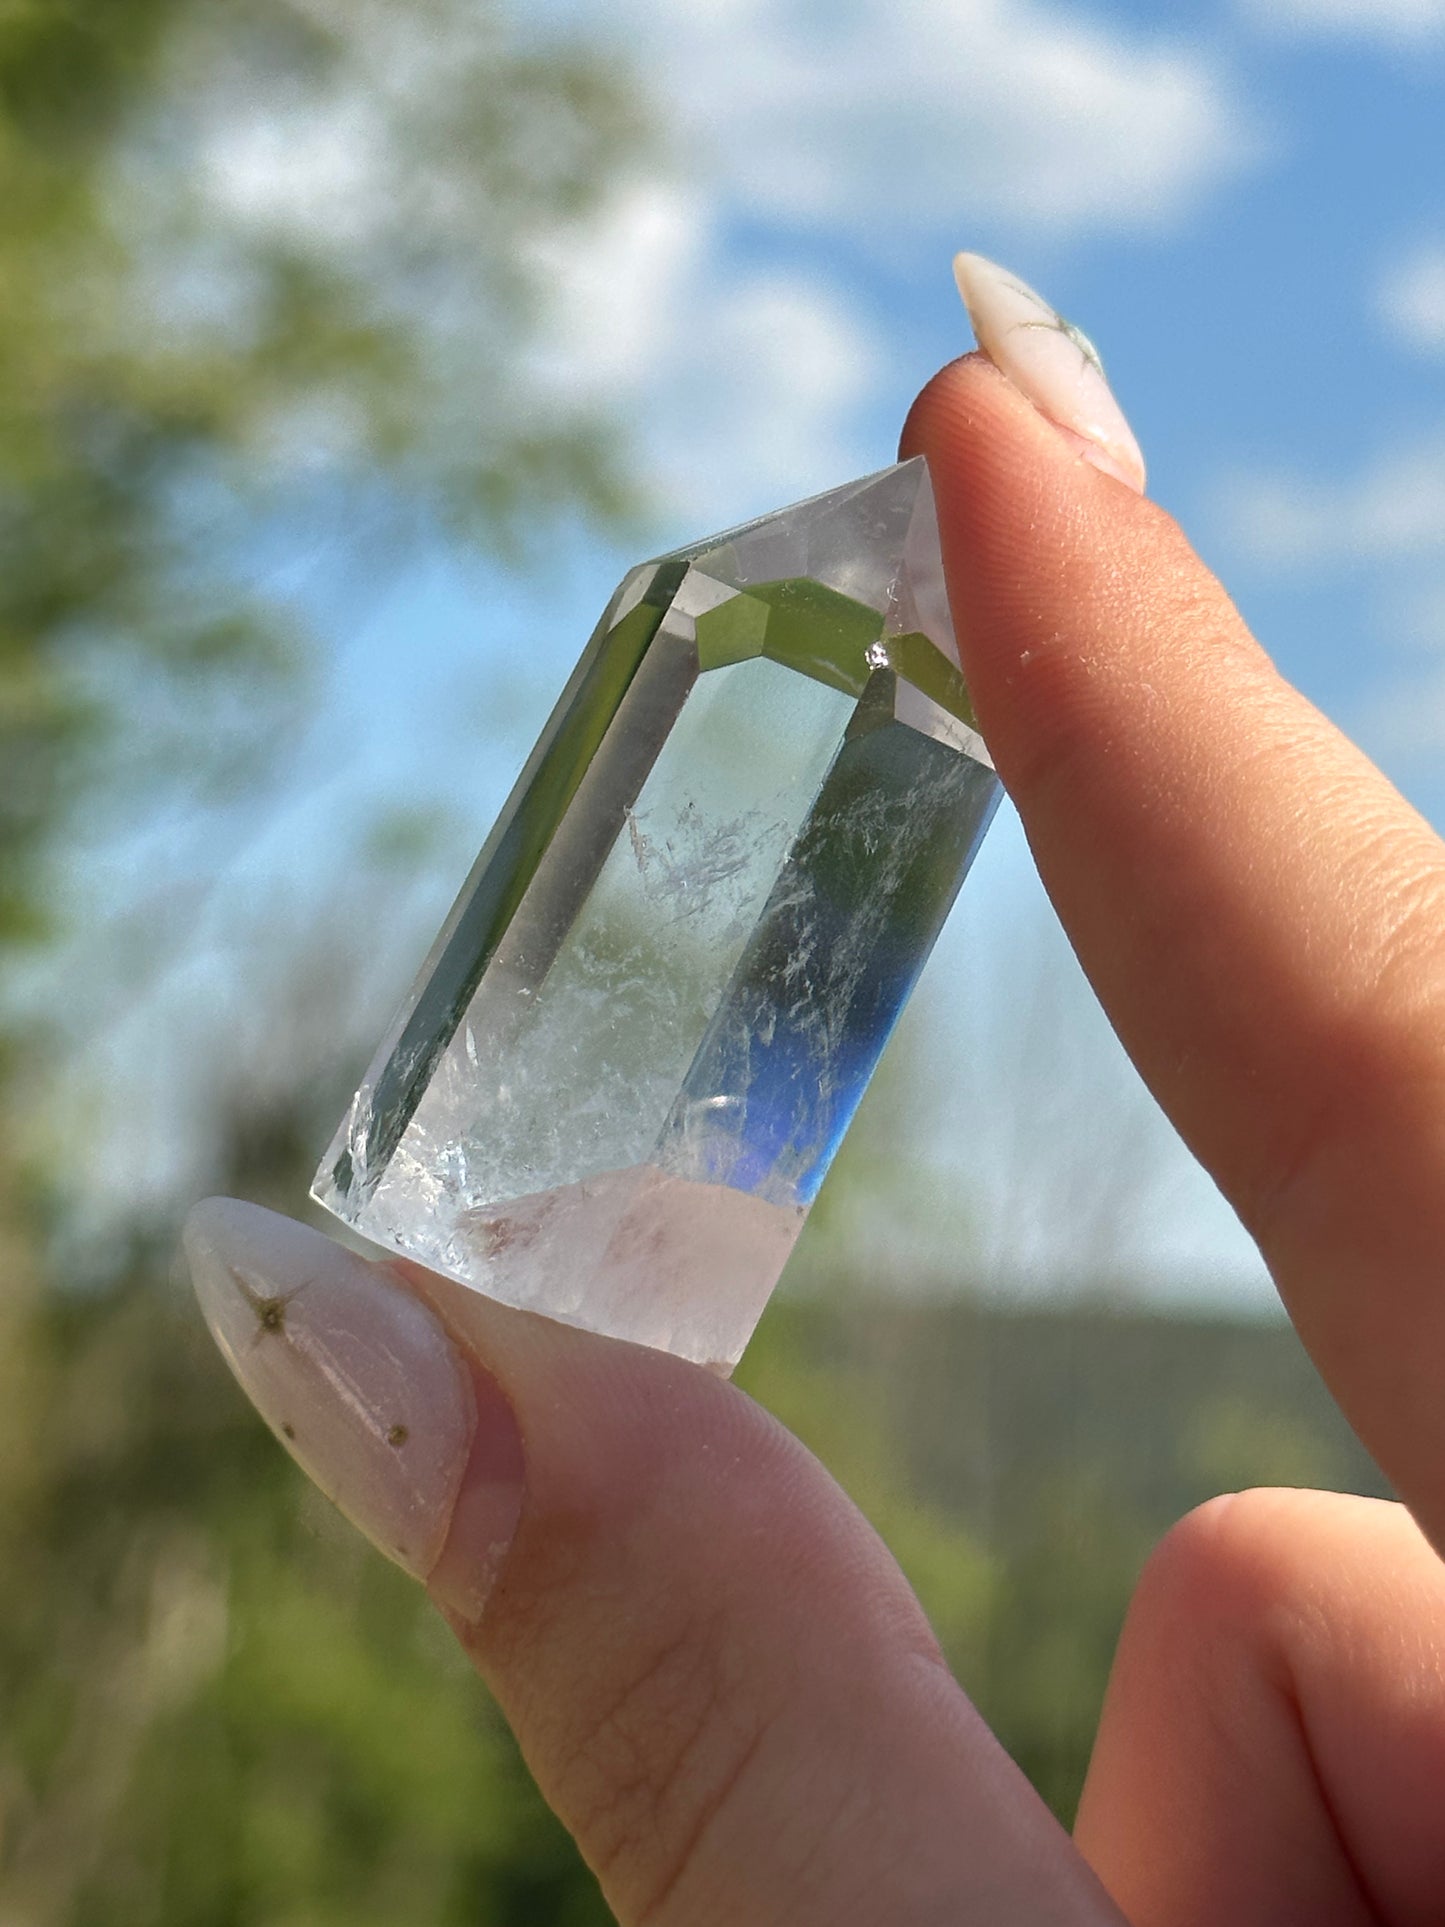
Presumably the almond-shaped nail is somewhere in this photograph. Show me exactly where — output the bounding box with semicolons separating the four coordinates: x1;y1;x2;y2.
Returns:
183;1199;522;1611
953;251;1146;493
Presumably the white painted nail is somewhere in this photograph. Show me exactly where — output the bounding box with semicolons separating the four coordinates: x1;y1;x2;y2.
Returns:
953;252;1146;494
183;1199;497;1583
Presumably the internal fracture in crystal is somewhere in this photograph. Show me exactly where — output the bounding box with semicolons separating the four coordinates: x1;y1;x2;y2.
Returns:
314;457;1000;1369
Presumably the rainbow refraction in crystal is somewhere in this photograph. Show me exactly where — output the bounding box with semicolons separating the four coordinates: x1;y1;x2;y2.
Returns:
314;457;1000;1368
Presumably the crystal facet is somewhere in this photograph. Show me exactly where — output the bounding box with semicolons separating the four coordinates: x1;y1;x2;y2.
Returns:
313;457;1000;1369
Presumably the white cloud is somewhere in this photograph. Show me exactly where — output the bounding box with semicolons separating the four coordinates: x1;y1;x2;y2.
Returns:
1240;0;1445;43
529;179;882;520
1220;434;1445;567
199;0;1264;532
1362;660;1445;759
527;180;706;398
522;0;1264;524
1378;242;1445;354
601;0;1259;238
1357;566;1445;759
1217;431;1445;764
660;271;883;510
202;100;388;249
1394;576;1445;649
166;0;1263;524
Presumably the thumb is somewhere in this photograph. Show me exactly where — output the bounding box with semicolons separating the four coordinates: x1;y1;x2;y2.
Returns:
184;1199;1122;1927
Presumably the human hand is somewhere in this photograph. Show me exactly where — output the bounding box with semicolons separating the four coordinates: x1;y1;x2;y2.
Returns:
182;255;1445;1924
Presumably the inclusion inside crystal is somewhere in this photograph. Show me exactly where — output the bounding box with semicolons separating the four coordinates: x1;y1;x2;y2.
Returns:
314;457;1000;1370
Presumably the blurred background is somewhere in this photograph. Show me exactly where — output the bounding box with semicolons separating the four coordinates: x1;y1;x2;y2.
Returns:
0;0;1437;1918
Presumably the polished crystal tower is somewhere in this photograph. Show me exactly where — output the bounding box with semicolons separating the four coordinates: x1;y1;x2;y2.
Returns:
314;457;1000;1369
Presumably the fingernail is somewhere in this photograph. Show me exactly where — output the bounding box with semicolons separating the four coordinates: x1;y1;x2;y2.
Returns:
953;251;1146;494
183;1199;523;1612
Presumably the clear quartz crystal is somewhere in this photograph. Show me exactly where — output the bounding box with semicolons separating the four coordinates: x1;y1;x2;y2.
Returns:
314;456;1000;1370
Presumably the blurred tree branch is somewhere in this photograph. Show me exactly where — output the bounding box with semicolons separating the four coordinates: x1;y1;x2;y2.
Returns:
0;9;649;1917
0;0;644;951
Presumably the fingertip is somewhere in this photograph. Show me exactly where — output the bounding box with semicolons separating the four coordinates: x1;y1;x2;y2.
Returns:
899;351;1010;466
902;350;1140;515
898;355;1175;794
935;254;1147;494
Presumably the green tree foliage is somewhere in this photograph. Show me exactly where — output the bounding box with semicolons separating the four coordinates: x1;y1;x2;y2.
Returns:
0;3;646;1915
0;0;640;944
775;1295;1390;1822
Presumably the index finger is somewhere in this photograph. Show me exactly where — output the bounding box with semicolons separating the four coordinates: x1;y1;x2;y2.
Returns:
902;351;1445;1548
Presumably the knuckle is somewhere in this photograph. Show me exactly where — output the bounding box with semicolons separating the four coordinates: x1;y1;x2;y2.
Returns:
1133;1493;1282;1646
1129;1490;1347;1681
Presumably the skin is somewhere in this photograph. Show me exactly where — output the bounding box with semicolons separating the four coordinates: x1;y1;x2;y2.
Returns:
901;357;1445;1920
416;355;1445;1922
206;351;1445;1923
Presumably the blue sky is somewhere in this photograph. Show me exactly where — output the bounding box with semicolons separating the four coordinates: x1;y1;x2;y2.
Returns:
82;0;1445;1311
520;0;1445;829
